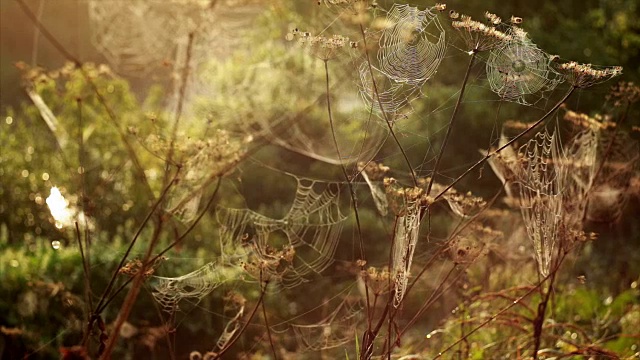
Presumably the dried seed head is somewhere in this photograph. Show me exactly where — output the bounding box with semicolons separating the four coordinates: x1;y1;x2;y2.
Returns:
557;61;623;88
484;11;501;25
451;14;511;52
434;3;447;11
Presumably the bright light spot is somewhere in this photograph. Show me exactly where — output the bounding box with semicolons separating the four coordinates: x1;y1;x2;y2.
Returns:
604;296;613;306
21;170;29;178
42;173;49;181
631;281;638;289
9;259;19;267
51;240;61;250
46;187;73;228
5;116;13;125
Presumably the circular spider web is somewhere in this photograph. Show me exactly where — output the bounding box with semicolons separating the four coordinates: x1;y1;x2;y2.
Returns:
377;4;446;86
486;30;562;105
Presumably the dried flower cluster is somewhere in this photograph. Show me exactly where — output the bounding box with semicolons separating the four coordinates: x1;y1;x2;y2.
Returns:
288;29;350;61
450;13;511;52
557;61;623;88
360;266;392;295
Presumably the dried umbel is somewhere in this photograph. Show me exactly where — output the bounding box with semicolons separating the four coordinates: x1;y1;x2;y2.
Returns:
288;29;351;61
360;266;392;295
450;13;511;52
556;61;623;88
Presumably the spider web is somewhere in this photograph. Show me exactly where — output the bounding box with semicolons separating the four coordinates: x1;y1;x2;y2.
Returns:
216;176;346;288
151;262;227;312
358;4;446;121
486;27;562;105
290;296;363;352
562;128;599;230
515;128;566;277
377;4;446;86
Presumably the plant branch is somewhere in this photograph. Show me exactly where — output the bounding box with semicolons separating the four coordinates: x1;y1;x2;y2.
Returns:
426;51;477;196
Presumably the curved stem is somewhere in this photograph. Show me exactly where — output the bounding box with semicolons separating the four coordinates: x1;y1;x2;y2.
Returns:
426;52;477;196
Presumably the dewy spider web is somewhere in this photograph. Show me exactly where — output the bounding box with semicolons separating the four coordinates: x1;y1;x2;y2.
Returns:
151;262;227;312
290;296;363;352
515;128;566;277
377;4;446;86
217;176;346;288
359;4;446;121
384;180;424;309
486;27;562;105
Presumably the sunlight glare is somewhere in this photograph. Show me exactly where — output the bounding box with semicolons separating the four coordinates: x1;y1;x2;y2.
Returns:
46;187;73;228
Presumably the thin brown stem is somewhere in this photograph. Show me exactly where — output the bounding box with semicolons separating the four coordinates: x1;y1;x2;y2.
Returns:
261;281;278;360
100;215;165;359
426;52;477;196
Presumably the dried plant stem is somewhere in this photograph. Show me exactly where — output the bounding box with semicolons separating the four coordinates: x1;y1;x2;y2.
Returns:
76;222;92;347
261;281;278;360
433;86;577;203
358;24;418;186
426;51;477;196
92;174;178;316
100;218;165;359
532;246;566;359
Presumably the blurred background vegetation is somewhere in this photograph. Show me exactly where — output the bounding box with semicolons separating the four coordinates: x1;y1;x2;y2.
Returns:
1;0;639;359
